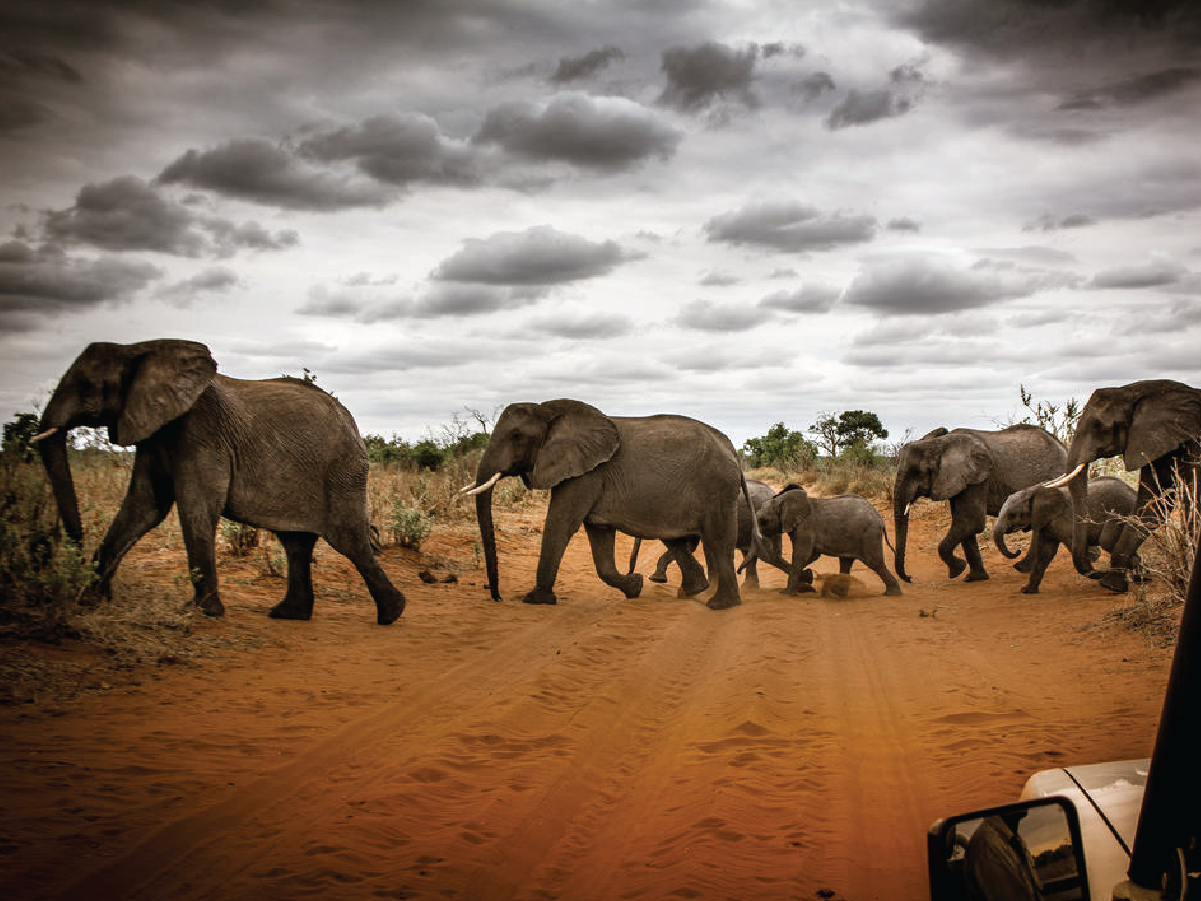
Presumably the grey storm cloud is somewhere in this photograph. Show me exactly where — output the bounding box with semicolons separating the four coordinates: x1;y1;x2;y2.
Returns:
705;201;877;253
758;284;841;314
1090;257;1189;289
550;45;625;84
658;42;759;112
825;66;926;130
793;71;836;104
1025;213;1097;232
526;310;633;339
298;114;479;187
158;139;394;211
887;218;921;233
44;176;299;257
842;254;1079;315
474;92;682;172
0;240;162;316
674;299;767;332
1059;66;1201;110
157;266;241;307
432;226;636;286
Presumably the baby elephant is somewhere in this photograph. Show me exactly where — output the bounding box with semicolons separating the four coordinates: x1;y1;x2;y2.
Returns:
756;485;903;597
993;476;1139;594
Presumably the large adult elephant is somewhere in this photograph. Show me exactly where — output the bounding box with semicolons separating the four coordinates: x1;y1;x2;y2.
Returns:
893;425;1067;582
463;399;753;610
32;339;405;624
1048;379;1201;593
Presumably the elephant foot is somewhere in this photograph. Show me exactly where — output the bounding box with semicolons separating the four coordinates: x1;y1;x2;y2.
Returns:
883;585;903;597
622;574;644;599
1013;558;1033;574
194;593;225;617
1098;570;1129;593
779;585;816;596
742;575;760;590
648;573;668;584
964;571;990;583
679;575;710;597
946;557;967;579
521;587;558;606
375;591;406;625
1020;583;1040;594
706;592;742;611
268;599;310;621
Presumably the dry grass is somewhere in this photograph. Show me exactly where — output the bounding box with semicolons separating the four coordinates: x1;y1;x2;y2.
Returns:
746;459;896;501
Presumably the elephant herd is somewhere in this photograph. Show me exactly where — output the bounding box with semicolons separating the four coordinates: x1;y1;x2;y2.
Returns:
30;339;1201;624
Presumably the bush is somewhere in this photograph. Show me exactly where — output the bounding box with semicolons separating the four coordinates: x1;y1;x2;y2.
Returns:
390;499;434;550
742;422;815;470
220;519;260;556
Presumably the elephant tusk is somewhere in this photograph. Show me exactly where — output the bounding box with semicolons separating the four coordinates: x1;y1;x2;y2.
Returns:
462;472;502;496
1044;463;1085;488
29;427;59;444
903;503;910;516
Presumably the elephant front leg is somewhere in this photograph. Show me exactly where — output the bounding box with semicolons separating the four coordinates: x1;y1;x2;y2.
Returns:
1020;534;1057;594
586;525;644;599
945;488;988;581
525;493;588;605
649;547;674;583
93;455;175;601
780;530;817;597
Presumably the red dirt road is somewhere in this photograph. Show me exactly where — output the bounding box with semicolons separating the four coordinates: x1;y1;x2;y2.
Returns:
0;500;1174;900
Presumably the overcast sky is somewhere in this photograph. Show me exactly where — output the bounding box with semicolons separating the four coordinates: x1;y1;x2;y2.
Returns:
3;0;1200;450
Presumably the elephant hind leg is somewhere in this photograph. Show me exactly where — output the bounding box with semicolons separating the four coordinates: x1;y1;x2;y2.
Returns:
700;509;741;611
269;532;318;621
664;539;708;596
324;524;406;624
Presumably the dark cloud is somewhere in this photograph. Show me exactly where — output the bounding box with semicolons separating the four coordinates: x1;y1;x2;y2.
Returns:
674;299;766;332
887;217;921;232
793;71;835;104
0;97;54;131
299;114;479;187
1060;66;1201;109
158;139;394;211
842;254;1080;315
298;286;368;318
550;45;624;83
758;284;841;313
1090;257;1188;289
705;201;877;253
157;265;241;307
526;310;633;339
0;241;161;319
1025;213;1097;231
44;176;300;257
432;226;635;286
474;92;682;172
658;42;759;112
699;272;740;287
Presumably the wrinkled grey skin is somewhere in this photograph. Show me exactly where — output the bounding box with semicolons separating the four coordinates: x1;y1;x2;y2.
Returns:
1057;379;1201;593
637;478;785;589
993;477;1139;594
468;399;752;610
893;425;1067;583
757;485;903;597
36;340;405;624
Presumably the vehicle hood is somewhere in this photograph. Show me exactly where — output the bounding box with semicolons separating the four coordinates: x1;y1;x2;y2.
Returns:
1021;758;1150;900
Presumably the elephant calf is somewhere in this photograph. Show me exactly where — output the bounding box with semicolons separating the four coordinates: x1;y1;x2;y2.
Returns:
756;485;903;597
993;477;1140;594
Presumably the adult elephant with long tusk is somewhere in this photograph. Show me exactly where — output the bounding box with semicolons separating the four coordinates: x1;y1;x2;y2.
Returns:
1046;379;1201;593
462;398;757;610
892;425;1067;583
33;339;406;624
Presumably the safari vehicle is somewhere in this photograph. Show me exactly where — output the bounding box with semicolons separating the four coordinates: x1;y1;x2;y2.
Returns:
927;548;1201;900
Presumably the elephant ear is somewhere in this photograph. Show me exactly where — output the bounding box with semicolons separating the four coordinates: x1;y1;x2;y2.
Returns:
930;435;990;500
779;489;812;534
1125;384;1201;471
1030;486;1068;533
113;340;217;446
529;399;620;490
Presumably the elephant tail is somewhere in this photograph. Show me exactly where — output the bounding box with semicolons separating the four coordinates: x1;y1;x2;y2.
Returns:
737;472;764;575
627;537;642;576
881;521;897;555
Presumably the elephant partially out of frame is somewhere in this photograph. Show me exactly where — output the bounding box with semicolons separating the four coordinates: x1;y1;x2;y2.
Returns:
993;477;1139;594
630;477;784;591
33;339;405;624
893;425;1067;583
463;399;757;610
756;485;903;597
1048;379;1201;592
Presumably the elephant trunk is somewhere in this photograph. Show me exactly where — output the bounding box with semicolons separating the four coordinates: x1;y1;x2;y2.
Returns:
37;423;83;546
893;491;913;583
1064;460;1092;574
993;515;1020;559
475;486;501;601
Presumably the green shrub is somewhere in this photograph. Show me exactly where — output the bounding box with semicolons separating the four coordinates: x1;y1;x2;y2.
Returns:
220;519;260;556
390;498;434;549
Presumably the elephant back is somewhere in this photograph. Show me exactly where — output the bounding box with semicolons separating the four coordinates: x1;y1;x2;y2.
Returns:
971;425;1068;507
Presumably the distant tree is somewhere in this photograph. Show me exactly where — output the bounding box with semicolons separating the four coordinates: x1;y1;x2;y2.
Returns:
1017;384;1080;444
809;410;888;459
742;422;815;469
2;412;40;460
364;433;411;465
409;440;445;471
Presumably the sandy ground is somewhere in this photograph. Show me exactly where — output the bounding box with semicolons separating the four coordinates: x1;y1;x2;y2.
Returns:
0;497;1176;901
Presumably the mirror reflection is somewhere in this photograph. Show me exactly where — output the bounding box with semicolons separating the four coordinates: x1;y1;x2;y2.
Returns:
934;800;1087;901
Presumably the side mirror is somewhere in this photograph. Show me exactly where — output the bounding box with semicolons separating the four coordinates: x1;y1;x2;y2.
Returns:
928;796;1090;901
